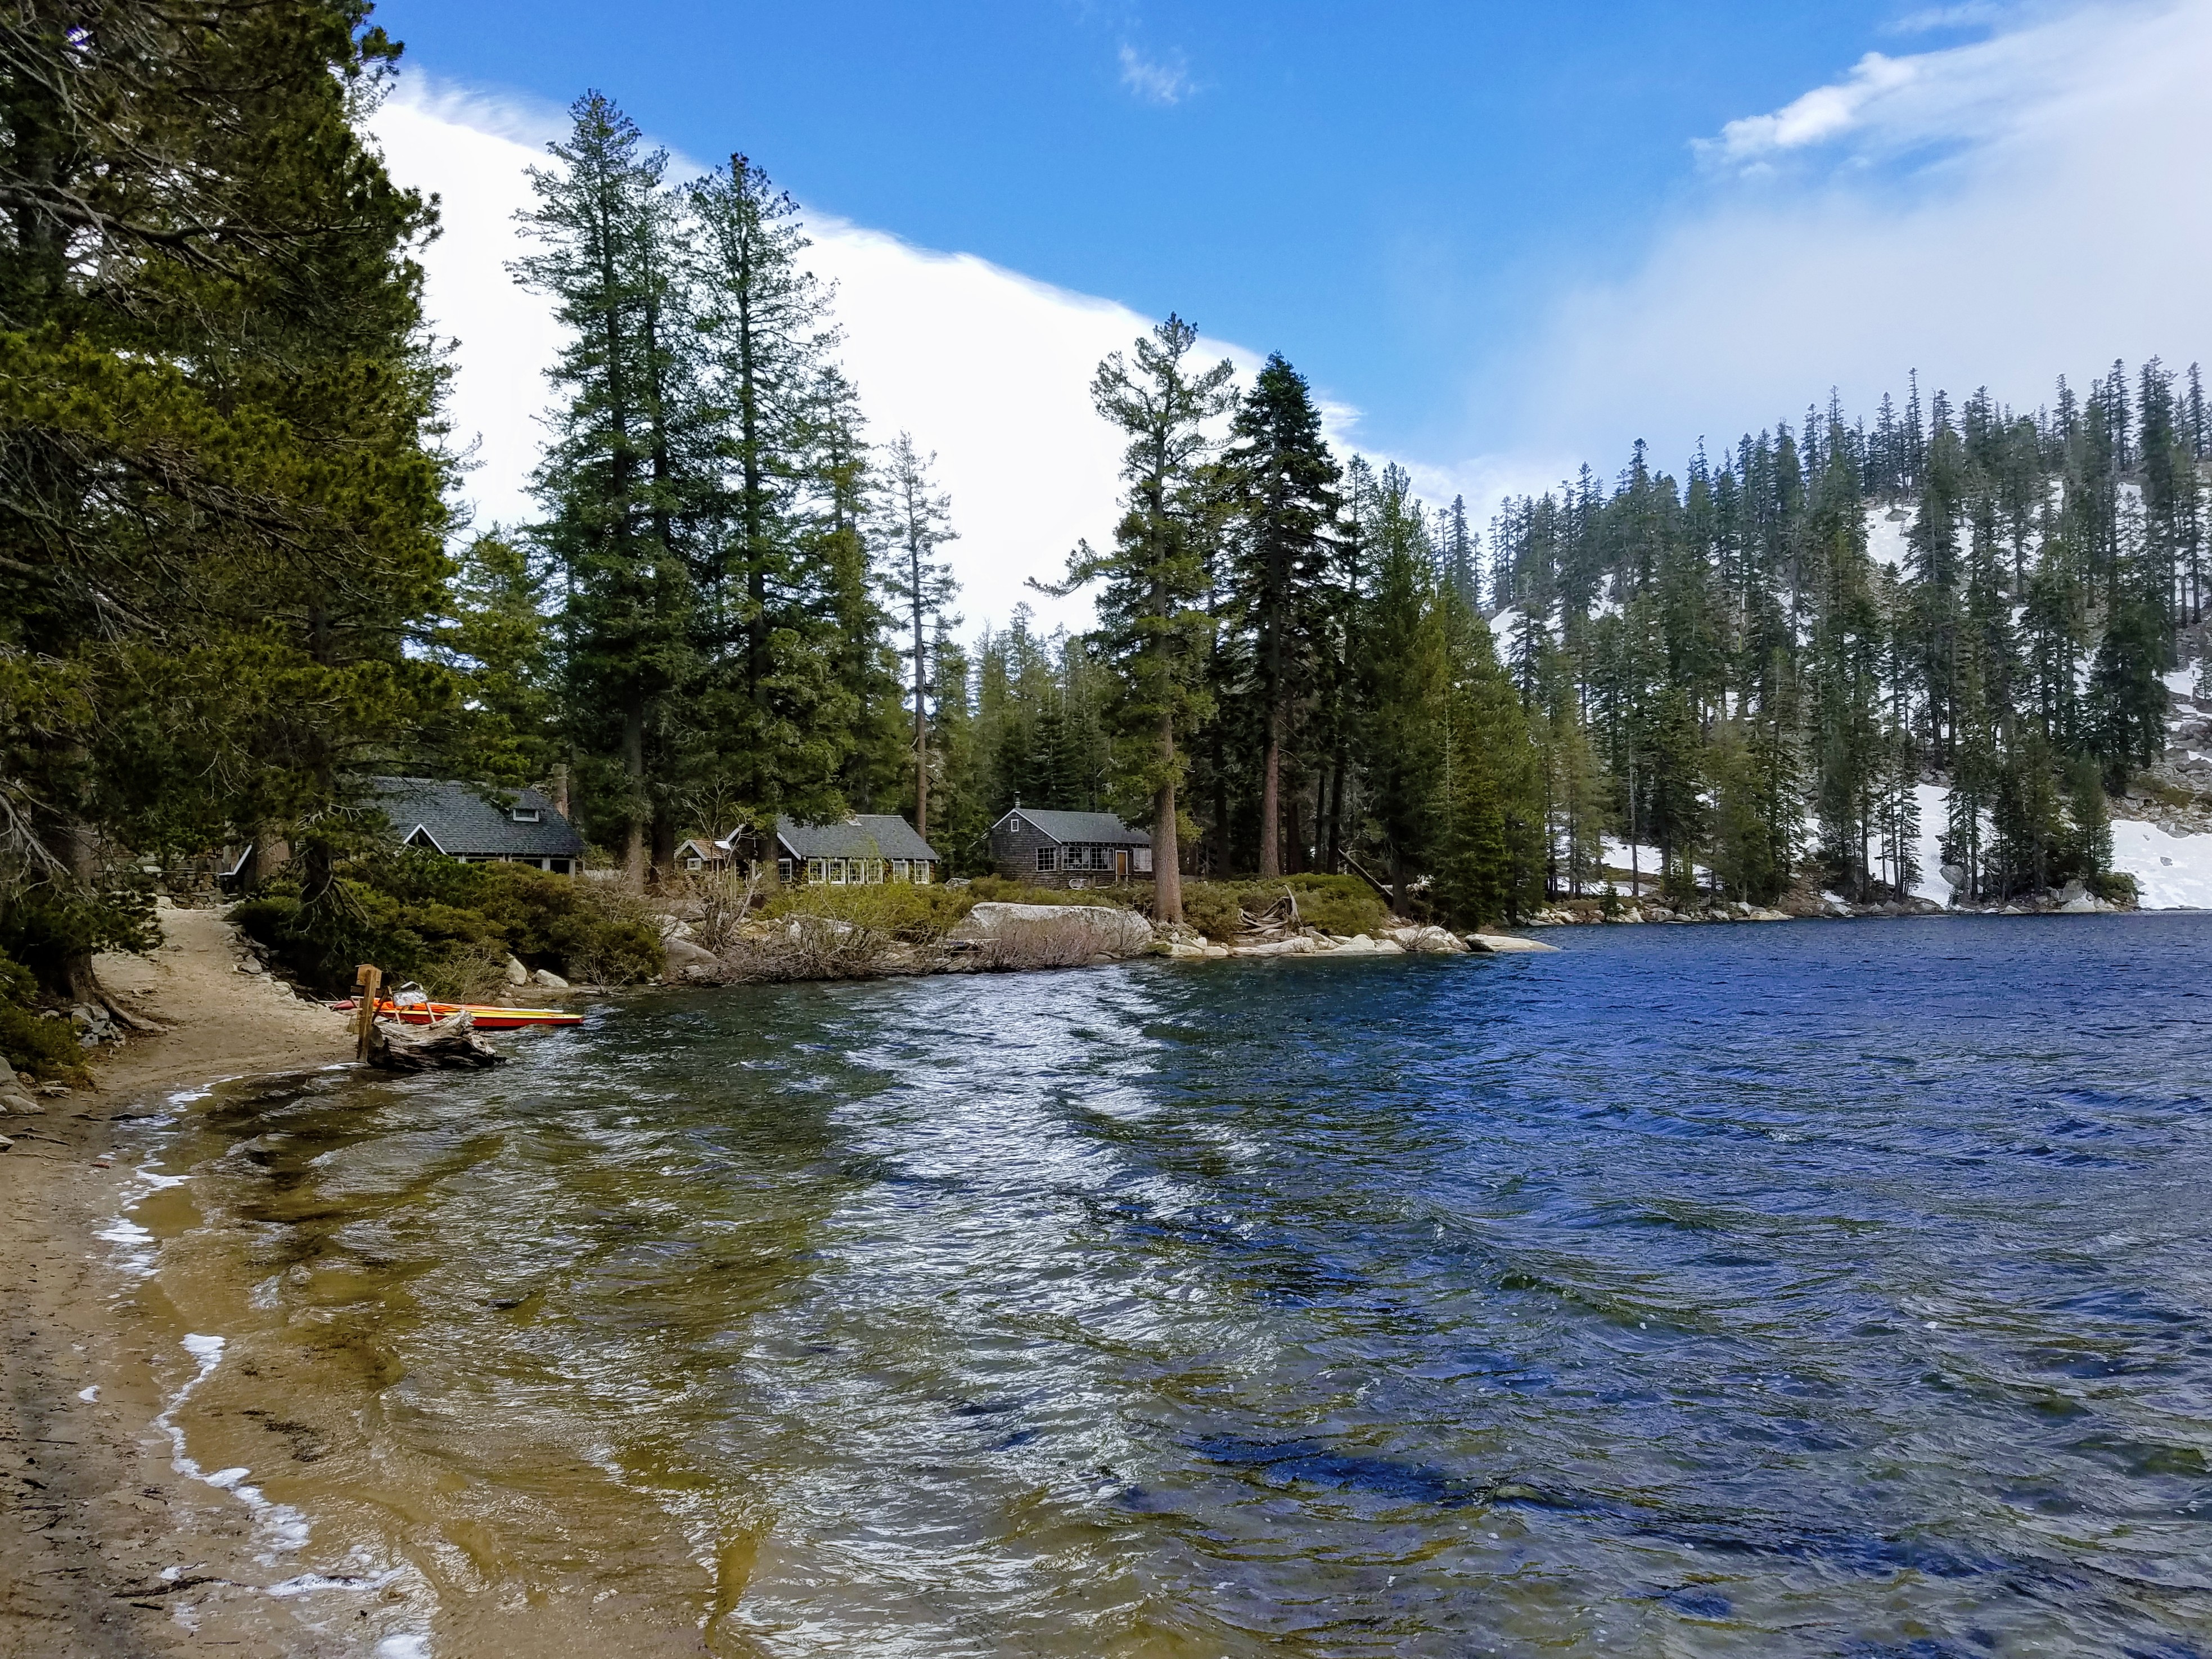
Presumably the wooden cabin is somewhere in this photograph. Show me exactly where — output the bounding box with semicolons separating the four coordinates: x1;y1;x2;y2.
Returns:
371;777;586;874
988;808;1152;886
759;814;941;886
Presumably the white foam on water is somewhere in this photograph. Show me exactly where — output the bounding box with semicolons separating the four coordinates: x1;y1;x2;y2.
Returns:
152;1334;313;1558
77;1385;98;1403
374;1635;434;1658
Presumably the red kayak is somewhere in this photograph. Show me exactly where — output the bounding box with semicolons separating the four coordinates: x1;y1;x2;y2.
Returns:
331;998;584;1030
385;1000;582;1030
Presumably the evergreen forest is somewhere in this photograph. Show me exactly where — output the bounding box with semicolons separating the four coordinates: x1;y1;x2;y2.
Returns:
5;13;2208;1018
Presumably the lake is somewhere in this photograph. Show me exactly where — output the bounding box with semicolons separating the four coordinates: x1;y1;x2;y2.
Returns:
121;916;2212;1656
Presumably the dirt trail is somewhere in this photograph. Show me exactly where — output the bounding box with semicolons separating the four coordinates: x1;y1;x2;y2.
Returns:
95;900;357;1098
1;901;358;1658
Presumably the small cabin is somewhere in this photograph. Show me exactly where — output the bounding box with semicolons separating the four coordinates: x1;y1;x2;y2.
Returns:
675;837;731;873
768;814;941;886
371;777;587;874
989;808;1152;886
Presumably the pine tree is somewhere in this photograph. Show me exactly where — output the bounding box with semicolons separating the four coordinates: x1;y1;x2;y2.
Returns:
514;92;704;884
2;1;456;998
1043;316;1235;924
687;150;851;826
1221;353;1339;877
1359;466;1449;908
874;434;960;840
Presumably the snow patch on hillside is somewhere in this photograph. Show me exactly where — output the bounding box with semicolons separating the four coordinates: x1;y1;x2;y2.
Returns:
1866;507;1913;571
1905;781;2212;909
2111;818;2212;909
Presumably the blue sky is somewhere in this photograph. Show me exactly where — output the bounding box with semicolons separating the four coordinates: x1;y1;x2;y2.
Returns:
370;1;2212;630
379;1;1963;458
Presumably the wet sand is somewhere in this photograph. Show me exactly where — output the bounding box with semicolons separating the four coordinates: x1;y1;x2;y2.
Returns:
0;903;357;1657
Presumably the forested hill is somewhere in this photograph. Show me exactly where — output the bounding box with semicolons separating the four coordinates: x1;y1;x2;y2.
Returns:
944;361;2209;922
1475;364;2209;907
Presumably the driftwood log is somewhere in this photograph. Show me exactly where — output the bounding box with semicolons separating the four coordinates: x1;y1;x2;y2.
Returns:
366;1009;506;1072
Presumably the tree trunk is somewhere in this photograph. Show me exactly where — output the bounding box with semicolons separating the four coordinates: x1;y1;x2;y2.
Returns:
246;821;291;892
1153;713;1182;924
1258;708;1282;878
651;803;677;883
913;594;930;840
623;701;647;889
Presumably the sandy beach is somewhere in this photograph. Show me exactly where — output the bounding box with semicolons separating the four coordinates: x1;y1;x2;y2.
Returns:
0;903;358;1658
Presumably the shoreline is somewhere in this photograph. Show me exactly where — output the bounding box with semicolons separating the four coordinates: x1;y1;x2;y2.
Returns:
1;904;364;1658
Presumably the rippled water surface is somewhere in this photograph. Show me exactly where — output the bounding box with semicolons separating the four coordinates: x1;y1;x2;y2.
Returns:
130;917;2212;1655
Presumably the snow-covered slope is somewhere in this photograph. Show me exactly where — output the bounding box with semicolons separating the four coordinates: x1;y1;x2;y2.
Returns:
2110;819;2212;909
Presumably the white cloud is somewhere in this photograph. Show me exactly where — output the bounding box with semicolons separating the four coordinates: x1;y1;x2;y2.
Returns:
371;78;1253;641
1117;43;1192;105
1701;51;1920;164
1486;0;2212;495
1885;2;2009;34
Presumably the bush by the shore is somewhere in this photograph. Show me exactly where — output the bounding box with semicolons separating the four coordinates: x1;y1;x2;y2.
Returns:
1166;874;1390;942
0;944;85;1081
231;850;664;997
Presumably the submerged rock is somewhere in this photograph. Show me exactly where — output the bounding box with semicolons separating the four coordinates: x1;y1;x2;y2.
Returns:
1465;933;1560;954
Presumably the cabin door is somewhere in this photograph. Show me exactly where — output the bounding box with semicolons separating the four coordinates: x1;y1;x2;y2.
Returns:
1115;849;1128;878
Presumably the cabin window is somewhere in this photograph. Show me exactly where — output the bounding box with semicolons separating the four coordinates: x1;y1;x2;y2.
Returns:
916;862;932;884
828;859;847;885
807;859;825;882
551;859;573;876
892;859;910;881
1036;846;1057;873
511;807;541;823
685;856;702;871
1134;846;1152;873
779;858;794;882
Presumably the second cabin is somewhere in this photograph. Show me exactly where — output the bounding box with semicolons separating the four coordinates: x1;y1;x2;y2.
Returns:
695;814;943;886
989;808;1152;887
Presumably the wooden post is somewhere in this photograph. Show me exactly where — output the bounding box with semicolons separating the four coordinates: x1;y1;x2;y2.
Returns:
354;964;381;1061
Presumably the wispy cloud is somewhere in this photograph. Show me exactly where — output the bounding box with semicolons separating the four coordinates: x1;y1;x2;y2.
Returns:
1885;1;2008;34
1694;3;2139;172
1117;43;1192;105
1699;51;1920;164
1493;0;2212;489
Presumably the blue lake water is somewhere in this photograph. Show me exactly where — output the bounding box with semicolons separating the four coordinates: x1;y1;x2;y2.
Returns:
133;916;2212;1655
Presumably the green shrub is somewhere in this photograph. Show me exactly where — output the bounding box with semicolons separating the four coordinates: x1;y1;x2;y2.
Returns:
2089;869;2140;907
231;849;664;993
0;943;87;1081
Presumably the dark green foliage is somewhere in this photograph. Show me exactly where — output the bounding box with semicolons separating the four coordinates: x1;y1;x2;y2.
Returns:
0;942;82;1079
232;851;662;995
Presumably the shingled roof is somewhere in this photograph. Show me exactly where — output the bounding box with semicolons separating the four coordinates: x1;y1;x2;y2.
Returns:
774;813;939;862
995;808;1151;846
370;777;586;860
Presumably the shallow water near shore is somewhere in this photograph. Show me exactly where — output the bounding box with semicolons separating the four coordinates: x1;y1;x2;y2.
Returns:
114;915;2212;1655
